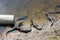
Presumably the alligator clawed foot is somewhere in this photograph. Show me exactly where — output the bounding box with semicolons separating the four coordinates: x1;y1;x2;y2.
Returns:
45;14;54;27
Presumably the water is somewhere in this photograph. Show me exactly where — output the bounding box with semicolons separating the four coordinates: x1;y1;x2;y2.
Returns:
0;26;5;32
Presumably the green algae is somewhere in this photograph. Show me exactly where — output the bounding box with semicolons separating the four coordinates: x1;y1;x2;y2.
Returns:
48;37;57;40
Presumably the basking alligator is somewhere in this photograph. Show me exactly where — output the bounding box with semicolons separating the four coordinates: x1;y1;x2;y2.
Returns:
6;14;51;34
6;11;60;36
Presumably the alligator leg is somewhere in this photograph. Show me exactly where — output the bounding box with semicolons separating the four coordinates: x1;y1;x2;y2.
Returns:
6;21;23;35
45;14;54;27
31;20;42;30
6;27;17;35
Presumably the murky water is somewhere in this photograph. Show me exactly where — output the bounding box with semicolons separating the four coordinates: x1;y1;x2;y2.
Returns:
0;0;32;17
0;0;51;17
0;26;5;32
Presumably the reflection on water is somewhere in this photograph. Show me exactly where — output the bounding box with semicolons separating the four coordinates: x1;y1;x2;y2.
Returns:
0;26;5;32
